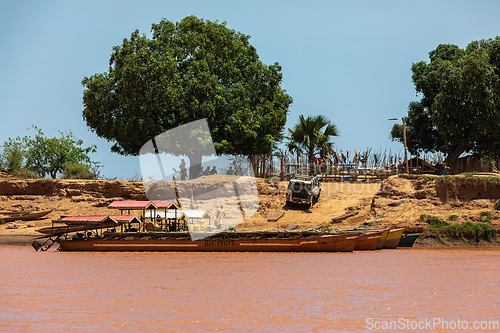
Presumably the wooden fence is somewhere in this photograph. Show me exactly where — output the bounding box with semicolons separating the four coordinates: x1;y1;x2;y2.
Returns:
251;153;400;181
250;153;499;180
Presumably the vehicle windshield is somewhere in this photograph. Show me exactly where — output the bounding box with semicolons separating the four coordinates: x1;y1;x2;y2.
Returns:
289;181;311;192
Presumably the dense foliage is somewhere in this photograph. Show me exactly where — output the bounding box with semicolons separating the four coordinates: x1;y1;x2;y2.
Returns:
82;16;292;159
0;127;98;179
391;37;500;164
0;137;25;175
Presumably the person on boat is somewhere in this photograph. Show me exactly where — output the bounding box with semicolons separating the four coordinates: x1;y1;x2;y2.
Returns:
226;166;234;175
203;166;211;176
210;166;218;175
216;205;226;229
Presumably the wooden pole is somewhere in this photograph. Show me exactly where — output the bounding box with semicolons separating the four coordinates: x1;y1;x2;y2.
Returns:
280;153;284;181
402;117;409;174
270;142;273;179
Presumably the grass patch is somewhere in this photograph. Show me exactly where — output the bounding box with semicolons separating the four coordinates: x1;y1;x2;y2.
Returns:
429;222;497;243
448;215;459;221
420;214;448;227
463;171;478;177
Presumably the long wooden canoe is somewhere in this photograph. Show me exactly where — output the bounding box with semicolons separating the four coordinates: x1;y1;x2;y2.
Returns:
375;228;391;250
1;210;52;223
382;228;405;249
0;213;24;224
36;222;121;235
398;231;422;247
56;231;361;252
354;230;383;250
0;210;24;215
36;215;138;235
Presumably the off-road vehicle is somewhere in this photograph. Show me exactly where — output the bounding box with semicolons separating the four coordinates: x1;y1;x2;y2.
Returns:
285;175;321;208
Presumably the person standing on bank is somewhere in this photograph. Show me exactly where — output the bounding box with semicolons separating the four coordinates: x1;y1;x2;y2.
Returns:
216;205;226;229
179;159;187;180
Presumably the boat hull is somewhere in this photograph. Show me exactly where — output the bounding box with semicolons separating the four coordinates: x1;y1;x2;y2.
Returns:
1;210;52;223
58;232;361;252
375;229;391;250
398;232;421;247
383;228;405;249
354;231;382;250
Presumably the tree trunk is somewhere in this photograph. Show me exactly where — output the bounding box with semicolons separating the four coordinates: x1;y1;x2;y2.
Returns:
307;145;314;175
250;155;258;176
186;153;202;179
446;143;467;171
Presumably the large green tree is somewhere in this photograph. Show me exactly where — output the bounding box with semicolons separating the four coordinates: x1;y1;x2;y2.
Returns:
82;16;292;168
391;37;500;165
287;115;338;168
25;127;98;179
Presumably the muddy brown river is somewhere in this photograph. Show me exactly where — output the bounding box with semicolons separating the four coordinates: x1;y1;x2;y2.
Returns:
1;247;499;331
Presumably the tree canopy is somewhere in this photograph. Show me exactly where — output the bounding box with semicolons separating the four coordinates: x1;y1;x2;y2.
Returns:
0;137;25;175
391;37;500;165
82;15;293;160
0;127;98;179
287;115;338;165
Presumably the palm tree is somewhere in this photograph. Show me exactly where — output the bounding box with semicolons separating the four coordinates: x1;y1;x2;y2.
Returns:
287;115;338;172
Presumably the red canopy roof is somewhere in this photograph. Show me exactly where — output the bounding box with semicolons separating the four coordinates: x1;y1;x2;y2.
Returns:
109;215;140;223
59;215;139;225
152;201;178;209
107;201;178;210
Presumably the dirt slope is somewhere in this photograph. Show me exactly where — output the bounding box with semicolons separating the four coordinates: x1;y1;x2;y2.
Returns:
1;173;499;241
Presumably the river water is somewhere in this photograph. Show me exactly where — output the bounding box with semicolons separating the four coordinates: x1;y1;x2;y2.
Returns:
1;247;499;332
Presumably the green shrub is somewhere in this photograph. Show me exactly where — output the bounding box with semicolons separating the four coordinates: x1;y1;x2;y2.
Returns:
14;168;38;179
480;211;492;224
61;162;96;179
439;222;497;242
0;137;25;175
421;214;448;227
448;215;458;221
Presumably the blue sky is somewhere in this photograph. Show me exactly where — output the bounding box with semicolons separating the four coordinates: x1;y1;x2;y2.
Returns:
1;0;499;179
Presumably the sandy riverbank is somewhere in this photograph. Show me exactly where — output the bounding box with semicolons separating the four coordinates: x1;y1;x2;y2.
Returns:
1;172;499;247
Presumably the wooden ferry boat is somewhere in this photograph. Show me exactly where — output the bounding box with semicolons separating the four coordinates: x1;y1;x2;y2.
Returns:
31;200;411;253
32;204;361;252
55;231;361;252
